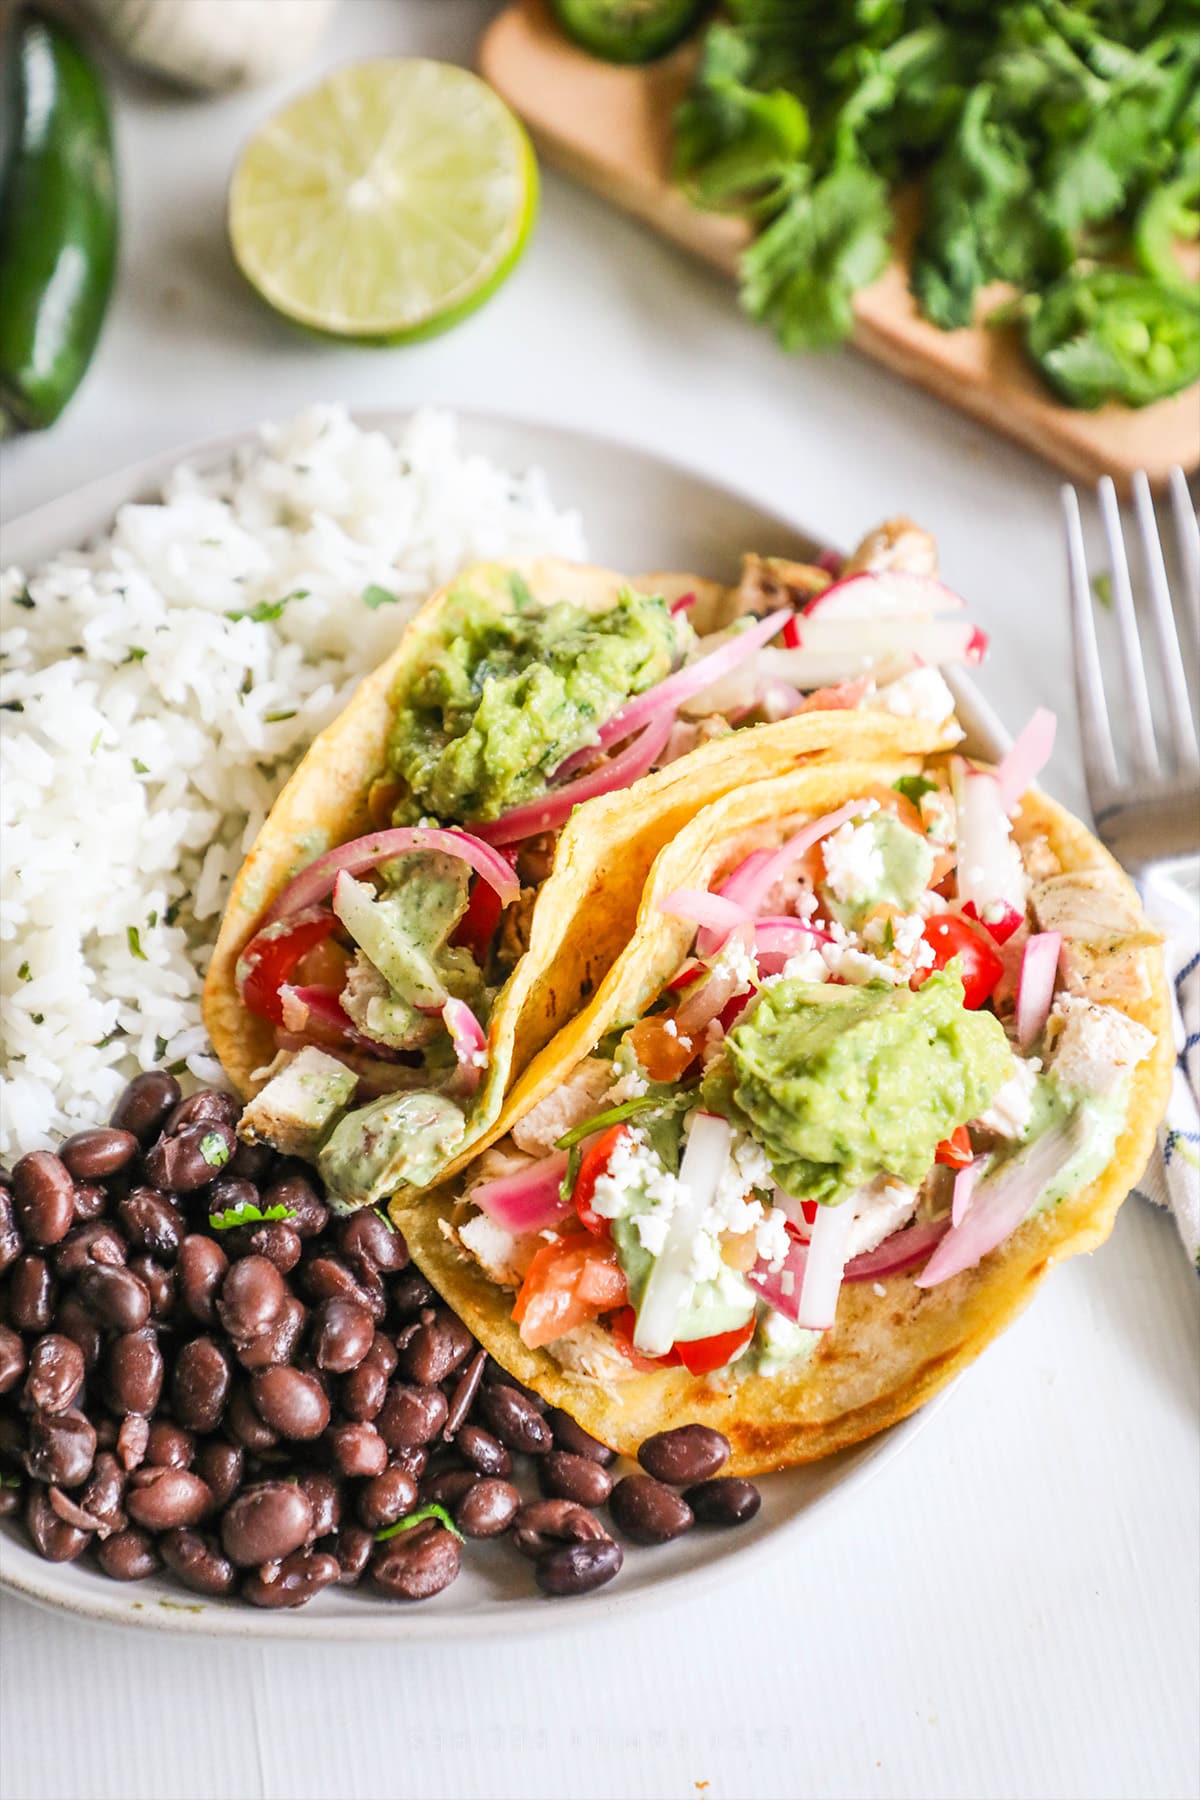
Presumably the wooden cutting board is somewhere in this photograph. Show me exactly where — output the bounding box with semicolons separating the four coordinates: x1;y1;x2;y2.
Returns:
481;0;1199;492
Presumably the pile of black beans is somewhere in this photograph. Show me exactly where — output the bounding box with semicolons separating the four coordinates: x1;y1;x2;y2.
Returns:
0;1071;761;1609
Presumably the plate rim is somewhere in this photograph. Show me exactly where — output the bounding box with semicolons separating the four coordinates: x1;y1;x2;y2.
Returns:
1;408;1004;1640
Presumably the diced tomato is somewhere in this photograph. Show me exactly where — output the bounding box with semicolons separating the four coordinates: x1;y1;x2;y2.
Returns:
610;1306;681;1370
961;898;1023;946
451;877;504;966
238;910;339;1027
572;1124;628;1235
674;1317;756;1375
797;677;871;713
628;1013;695;1082
781;614;802;649
916;914;1004;1009
512;1233;628;1349
935;1124;974;1169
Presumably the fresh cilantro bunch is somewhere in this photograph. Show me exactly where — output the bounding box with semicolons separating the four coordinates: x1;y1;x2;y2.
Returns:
674;0;1200;406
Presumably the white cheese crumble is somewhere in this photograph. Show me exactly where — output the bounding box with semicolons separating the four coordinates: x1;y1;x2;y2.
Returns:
709;932;758;991
976;1054;1040;1139
919;787;956;847
848;1176;918;1257
878;666;957;722
605;1068;649;1105
820;932;905;986
821;810;885;905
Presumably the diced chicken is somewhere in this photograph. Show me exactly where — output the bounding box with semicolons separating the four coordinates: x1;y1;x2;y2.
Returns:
661;714;733;765
550;1321;638;1383
511;1057;614;1156
340;952;436;1050
239;1047;358;1159
733;553;832;618
1030;871;1150;946
843;516;938;578
976;1055;1038;1140
1045;995;1155;1097
516;832;558;889
457;1213;539;1289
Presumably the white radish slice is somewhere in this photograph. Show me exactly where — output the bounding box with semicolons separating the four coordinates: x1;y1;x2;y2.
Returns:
632;1112;731;1357
802;569;966;620
754;616;987;693
795;1192;859;1330
953;762;1026;920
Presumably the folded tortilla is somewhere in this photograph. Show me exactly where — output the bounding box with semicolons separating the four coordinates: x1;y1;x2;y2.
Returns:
387;757;1172;1474
203;558;955;1199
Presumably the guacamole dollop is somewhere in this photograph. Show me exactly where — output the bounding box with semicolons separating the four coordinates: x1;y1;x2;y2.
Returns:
387;582;678;823
709;968;1012;1204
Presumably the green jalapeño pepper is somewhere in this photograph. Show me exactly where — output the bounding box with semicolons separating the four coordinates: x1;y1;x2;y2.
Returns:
1026;270;1200;410
0;8;118;434
551;0;706;65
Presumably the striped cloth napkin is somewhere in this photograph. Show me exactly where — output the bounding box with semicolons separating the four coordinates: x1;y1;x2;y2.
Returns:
1135;862;1200;1269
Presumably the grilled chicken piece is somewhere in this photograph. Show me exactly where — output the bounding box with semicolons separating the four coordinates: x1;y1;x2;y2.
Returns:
1031;871;1160;1005
733;553;832;617
844;516;938;577
511;1057;614;1156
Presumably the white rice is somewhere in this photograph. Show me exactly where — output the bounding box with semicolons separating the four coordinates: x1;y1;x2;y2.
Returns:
0;406;586;1157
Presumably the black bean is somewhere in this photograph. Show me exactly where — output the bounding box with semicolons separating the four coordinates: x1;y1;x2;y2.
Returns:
511;1499;609;1560
9;1254;56;1331
0;1325;27;1395
25;1408;96;1488
538;1450;613;1508
334;1523;374;1586
97;1527;160;1580
145;1120;236;1194
12;1152;76;1246
23;1334;85;1415
376;1382;447;1451
0;1481;22;1520
60;1128;138;1182
371;1521;461;1601
537;1538;623;1597
356;1464;418;1531
262;1171;328;1240
177;1234;228;1325
129;1255;176;1322
243;1221;301;1275
194;1440;243;1510
205;1177;259;1233
455;1477;520;1539
545;1407;615;1465
160;1528;237;1596
26;1487;91;1562
684;1477;762;1528
311;1297;374;1373
419;1466;477;1510
166;1090;241;1134
609;1474;694;1544
172;1336;232;1434
117;1188;185;1262
145;1420;195;1470
77;1263;151;1332
363;1331;399;1377
115;1413;151;1475
78;1453;127;1536
638;1425;730;1487
250;1366;330;1441
54;1294;104;1371
390;1444;429;1485
328;1421;388;1479
478;1384;553;1456
52;1220;127;1279
389;1267;434;1316
455;1423;511;1479
228;1138;274;1183
298;1471;342;1540
337;1208;407;1274
243;1548;340;1609
222;1482;314;1567
107;1328;164;1416
224;1386;279;1453
0;1189;24;1272
71;1183;108;1222
217;1255;284;1342
300;1255;385;1322
443;1348;486;1441
49;1482;110;1533
125;1467;212;1530
111;1071;181;1143
339;1355;388;1423
234;1294;306;1372
0;1410;26;1465
396;1307;474;1386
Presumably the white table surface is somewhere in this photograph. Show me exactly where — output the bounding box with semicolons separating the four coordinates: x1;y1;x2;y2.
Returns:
1;5;1197;1798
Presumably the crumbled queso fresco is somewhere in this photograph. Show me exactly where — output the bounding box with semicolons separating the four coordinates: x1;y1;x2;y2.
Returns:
820;803;883;903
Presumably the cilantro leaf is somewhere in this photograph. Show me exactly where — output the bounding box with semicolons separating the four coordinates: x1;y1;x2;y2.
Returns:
893;774;938;806
226;589;308;624
363;584;401;610
374;1503;462;1543
208;1200;296;1231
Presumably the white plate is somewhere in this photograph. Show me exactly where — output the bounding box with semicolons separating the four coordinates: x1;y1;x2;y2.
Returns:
0;412;1007;1640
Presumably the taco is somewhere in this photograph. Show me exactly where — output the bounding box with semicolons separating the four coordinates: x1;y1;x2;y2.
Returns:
388;719;1172;1474
204;520;974;1210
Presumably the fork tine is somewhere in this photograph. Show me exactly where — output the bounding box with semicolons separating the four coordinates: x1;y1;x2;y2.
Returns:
1168;466;1200;640
1132;472;1199;771
1098;476;1159;776
1062;483;1118;795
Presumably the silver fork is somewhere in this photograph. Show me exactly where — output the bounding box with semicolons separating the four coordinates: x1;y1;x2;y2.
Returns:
1061;468;1200;872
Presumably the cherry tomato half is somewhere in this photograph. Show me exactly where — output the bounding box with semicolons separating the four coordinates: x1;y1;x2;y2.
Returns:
572;1124;628;1235
238;909;339;1026
917;915;1003;1009
451;877;504;966
673;1316;756;1375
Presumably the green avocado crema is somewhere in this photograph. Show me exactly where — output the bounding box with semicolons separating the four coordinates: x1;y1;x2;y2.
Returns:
709;967;1013;1204
318;1090;467;1211
387;583;679;823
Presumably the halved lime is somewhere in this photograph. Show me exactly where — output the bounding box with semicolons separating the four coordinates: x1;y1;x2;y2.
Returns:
228;59;538;343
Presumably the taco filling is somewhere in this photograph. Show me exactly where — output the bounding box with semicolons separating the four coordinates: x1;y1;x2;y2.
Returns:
228;519;985;1208
448;718;1158;1383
